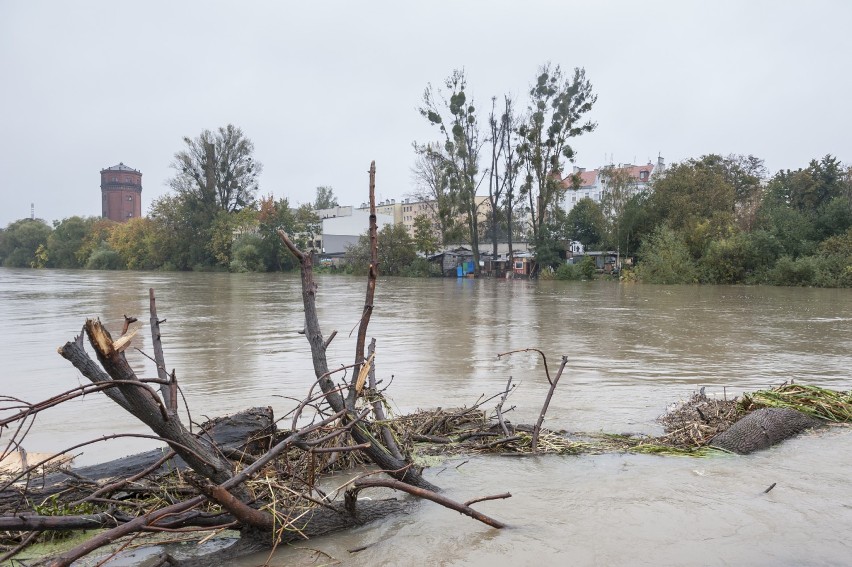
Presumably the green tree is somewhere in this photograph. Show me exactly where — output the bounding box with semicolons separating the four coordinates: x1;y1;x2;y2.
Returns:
378;223;417;276
698;232;758;284
108;217;160;269
815;196;852;240
293;204;321;251
208;208;258;269
648;159;735;235
764;155;846;213
647;157;736;259
690;154;766;208
599;165;635;263
230;234;265;272
413;214;439;255
256;195;298;271
517;64;596;244
755;201;817;259
346;224;417;276
313;186;338;210
74;218;117;267
534;216;568;269
815;227;852;287
419;69;484;274
169;124;262;213
636;226;698;284
47;216;92;268
85;241;123;270
565;197;605;248
148;193;208;269
618;192;653;259
0;219;52;267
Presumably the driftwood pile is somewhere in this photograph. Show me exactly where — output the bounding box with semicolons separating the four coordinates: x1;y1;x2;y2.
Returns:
0;163;510;566
658;389;744;448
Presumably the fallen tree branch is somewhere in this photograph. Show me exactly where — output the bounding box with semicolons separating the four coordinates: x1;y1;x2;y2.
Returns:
350;478;507;529
464;492;512;506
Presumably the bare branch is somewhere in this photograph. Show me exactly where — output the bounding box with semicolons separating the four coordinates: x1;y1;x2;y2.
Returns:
351;478;507;529
498;348;551;384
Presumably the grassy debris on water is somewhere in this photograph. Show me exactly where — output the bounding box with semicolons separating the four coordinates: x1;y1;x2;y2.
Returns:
741;383;852;422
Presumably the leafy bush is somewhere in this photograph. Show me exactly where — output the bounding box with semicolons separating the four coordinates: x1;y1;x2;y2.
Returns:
399;257;435;277
555;262;582;280
580;255;596;279
230;234;265;272
699;233;757;284
768;255;817;286
85;243;123;270
635;227;698;284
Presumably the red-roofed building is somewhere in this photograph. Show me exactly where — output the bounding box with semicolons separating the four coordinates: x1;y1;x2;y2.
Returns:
562;156;665;213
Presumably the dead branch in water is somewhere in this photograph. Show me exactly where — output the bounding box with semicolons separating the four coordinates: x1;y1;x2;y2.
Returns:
276;161;436;491
497;350;568;452
349;478;508;529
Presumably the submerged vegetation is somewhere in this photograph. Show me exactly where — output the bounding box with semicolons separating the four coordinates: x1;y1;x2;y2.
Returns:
742;383;852;422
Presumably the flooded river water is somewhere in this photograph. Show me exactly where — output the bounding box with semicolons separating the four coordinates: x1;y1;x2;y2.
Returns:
1;268;850;565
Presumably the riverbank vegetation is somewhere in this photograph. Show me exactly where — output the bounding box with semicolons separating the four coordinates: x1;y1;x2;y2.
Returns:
3;151;849;287
1;68;851;286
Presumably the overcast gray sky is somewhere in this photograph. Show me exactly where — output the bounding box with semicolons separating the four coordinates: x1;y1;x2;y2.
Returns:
1;0;850;228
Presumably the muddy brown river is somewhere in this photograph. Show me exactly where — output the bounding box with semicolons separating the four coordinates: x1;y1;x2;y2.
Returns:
1;269;850;565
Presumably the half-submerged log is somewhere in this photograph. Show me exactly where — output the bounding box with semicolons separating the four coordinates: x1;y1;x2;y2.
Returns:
0;408;274;513
709;407;823;454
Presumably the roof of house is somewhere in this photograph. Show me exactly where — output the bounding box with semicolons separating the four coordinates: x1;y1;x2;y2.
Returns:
620;164;654;181
562;163;655;189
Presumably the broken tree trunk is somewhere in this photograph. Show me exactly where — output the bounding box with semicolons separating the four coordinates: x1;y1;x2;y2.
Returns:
278;161;437;491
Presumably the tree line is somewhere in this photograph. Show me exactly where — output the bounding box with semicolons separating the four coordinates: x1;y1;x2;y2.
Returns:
560;154;852;287
0;126;333;273
2;70;851;286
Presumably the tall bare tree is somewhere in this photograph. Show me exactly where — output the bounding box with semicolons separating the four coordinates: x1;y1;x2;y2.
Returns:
500;95;521;269
486;97;507;260
418;69;485;274
599;165;635;267
410;142;460;244
517;64;596;247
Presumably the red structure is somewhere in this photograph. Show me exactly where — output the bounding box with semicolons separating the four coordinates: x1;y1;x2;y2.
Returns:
101;163;142;222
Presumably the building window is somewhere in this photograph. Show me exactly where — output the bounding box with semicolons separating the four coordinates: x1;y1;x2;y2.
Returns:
112;177;118;182
127;195;133;202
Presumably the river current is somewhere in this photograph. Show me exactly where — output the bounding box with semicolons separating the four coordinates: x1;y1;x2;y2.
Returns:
1;269;850;565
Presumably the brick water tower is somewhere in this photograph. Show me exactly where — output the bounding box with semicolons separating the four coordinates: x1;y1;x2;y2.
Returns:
100;163;142;222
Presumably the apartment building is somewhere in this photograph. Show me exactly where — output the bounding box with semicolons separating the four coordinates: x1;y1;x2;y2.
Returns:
563;156;665;213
